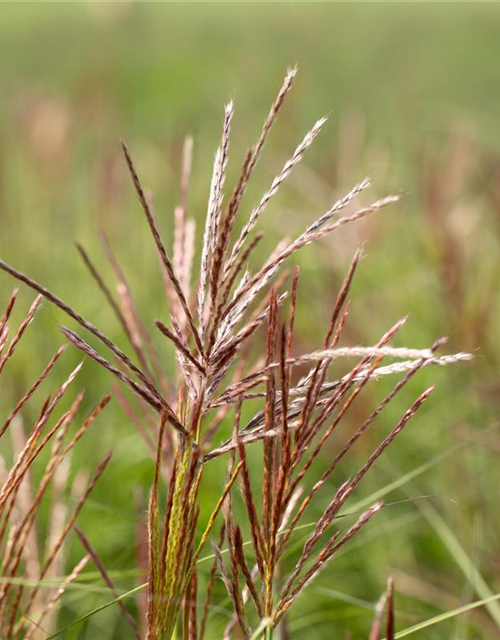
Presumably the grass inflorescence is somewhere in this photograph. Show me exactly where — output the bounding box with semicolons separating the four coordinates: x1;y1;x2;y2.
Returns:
0;67;471;639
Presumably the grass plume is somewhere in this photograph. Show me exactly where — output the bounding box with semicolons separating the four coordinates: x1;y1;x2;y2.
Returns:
0;67;471;639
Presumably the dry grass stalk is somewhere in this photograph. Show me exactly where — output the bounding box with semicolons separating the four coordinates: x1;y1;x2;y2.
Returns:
23;555;90;640
0;292;111;638
368;575;395;640
386;576;395;640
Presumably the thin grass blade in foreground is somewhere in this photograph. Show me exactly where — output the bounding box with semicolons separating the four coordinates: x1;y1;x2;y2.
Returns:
388;592;500;639
74;526;141;640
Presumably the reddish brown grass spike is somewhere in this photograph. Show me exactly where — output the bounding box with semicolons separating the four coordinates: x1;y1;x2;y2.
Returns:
386;576;395;640
75;525;141;640
0;258;163;408
121;140;204;357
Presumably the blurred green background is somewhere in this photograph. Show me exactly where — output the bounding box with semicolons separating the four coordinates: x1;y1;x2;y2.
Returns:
1;2;500;638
